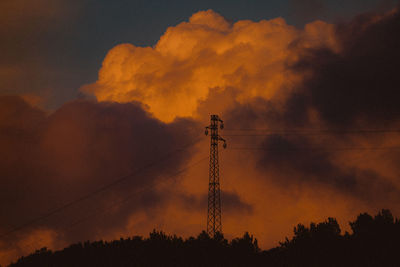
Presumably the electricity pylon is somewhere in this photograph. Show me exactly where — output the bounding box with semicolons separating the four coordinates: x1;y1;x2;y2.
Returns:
205;115;226;237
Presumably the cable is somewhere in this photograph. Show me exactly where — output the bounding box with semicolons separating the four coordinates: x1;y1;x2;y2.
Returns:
223;129;400;136
227;146;400;151
224;129;400;132
0;138;202;239
65;156;208;230
1;156;208;261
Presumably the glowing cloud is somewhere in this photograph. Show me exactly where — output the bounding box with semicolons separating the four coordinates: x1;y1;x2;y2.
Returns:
83;10;337;122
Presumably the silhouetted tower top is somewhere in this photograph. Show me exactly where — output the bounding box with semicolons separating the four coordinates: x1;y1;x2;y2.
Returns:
205;115;226;237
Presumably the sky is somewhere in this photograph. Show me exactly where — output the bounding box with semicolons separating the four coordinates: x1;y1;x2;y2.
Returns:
1;0;400;265
1;0;396;109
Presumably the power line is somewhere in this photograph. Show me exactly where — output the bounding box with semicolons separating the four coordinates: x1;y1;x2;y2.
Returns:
0;138;201;239
227;146;400;151
224;129;400;132
223;129;400;136
2;156;209;260
65;156;208;230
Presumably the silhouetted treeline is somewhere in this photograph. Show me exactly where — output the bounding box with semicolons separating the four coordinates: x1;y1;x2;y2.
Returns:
9;209;400;266
266;209;400;267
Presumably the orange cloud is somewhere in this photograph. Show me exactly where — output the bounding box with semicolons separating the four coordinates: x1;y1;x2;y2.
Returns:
0;228;58;266
83;10;338;122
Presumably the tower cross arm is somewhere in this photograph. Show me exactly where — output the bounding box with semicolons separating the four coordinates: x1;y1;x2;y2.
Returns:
218;136;227;149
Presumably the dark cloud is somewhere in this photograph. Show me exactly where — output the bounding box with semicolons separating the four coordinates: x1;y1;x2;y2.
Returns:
0;96;201;247
178;191;253;215
288;9;400;127
221;191;253;214
222;8;400;204
0;0;81;93
257;134;398;200
226;101;400;205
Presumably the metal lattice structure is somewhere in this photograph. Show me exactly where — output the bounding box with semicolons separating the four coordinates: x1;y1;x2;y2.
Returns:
205;115;226;237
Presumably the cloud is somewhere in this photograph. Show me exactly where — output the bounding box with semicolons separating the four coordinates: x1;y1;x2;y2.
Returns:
0;0;82;105
83;9;338;122
256;134;399;201
0;0;79;66
0;228;58;266
0;96;202;265
287;9;400;127
178;190;253;215
219;8;400;204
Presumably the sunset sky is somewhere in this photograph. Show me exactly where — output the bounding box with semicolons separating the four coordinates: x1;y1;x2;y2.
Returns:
1;0;400;265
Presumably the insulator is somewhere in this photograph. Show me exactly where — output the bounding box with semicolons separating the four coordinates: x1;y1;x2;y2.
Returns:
220;123;224;129
223;142;227;149
205;129;208;136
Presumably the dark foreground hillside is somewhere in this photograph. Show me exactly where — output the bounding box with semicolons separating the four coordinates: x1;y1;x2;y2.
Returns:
9;209;400;267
